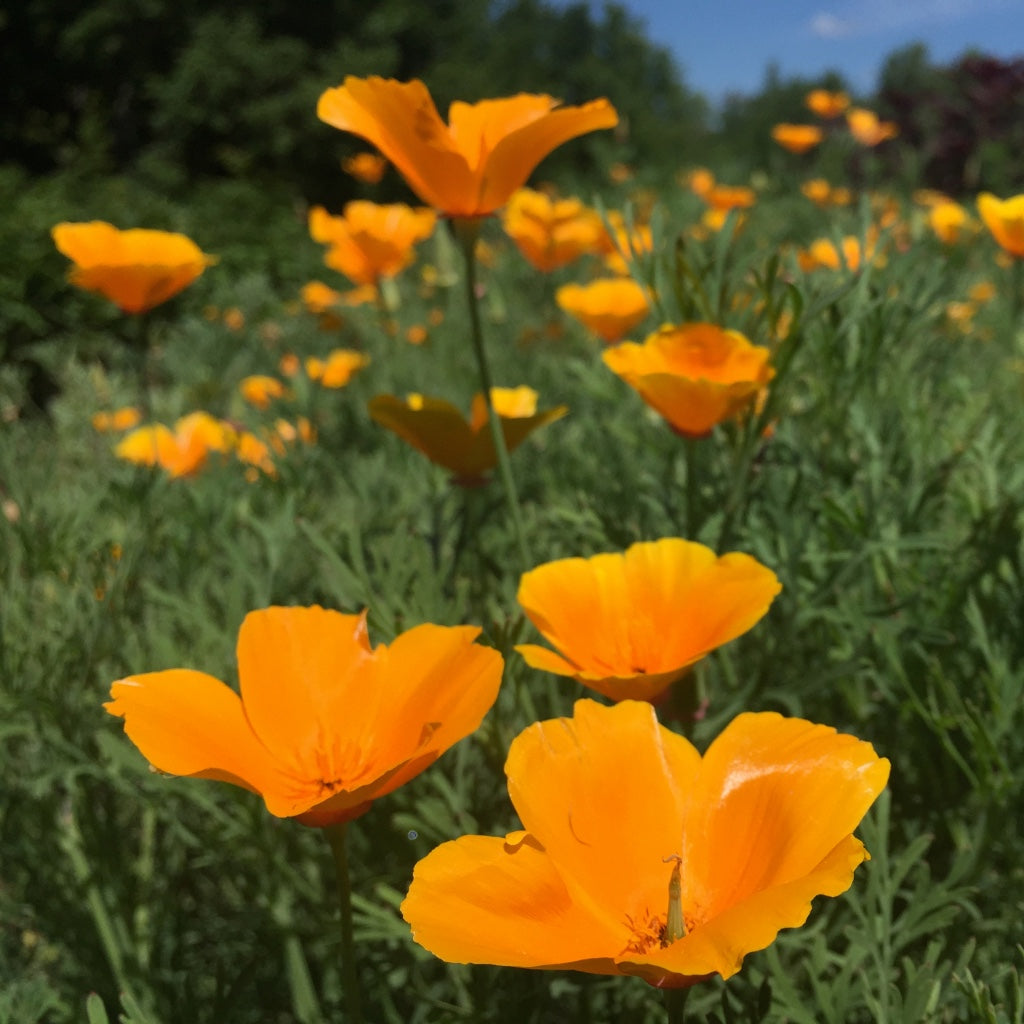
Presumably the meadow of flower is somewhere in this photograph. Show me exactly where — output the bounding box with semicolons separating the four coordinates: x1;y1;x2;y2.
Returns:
2;77;1024;1024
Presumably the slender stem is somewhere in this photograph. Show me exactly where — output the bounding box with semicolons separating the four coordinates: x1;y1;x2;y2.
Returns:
454;218;531;573
664;986;691;1023
1011;257;1023;340
324;821;364;1024
684;437;701;539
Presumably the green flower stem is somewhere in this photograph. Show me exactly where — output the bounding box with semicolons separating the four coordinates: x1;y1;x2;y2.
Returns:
324;821;364;1024
684;436;702;540
664;986;692;1023
453;218;531;575
1012;257;1023;340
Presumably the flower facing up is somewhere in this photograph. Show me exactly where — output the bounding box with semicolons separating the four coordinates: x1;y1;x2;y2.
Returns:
402;699;890;987
51;221;215;314
977;193;1024;258
501;188;605;272
309;202;436;288
805;89;850;119
603;323;774;439
317;76;618;218
845;108;899;147
771;124;823;154
368;387;567;485
106;606;504;826
515;538;780;702
555;278;651;344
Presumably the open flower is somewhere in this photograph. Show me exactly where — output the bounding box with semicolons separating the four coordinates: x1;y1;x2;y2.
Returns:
805;89;850;119
516;538;780;702
305;348;370;388
402;699;889;987
239;374;288;409
771;124;823;154
501;188;605;272
368;388;567;485
556;278;651;344
114;412;234;478
309;202;436;287
929;201;972;245
603;324;774;438
51;221;215;313
797;233;877;273
317;76;618;218
106;606;503;826
846;108;898;147
977;192;1024;258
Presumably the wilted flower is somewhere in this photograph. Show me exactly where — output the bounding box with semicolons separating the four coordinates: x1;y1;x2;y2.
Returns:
977;192;1024;258
309;202;436;287
342;151;388;184
771;124;823;154
846;108;898;147
556;278;651;344
317;76;617;218
239;375;287;409
603;323;773;438
516;538;781;701
305;348;370;388
51;222;215;314
402;699;889;987
501;188;605;272
106;605;503;826
368;388;566;485
805;89;850;119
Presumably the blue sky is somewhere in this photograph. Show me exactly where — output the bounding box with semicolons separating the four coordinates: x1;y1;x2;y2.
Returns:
573;0;1024;103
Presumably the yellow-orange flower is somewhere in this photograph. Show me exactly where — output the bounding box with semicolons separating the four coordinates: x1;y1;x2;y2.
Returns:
92;407;142;433
600;211;654;275
516;539;780;702
342;151;388;184
239;374;287;409
317;76;618;218
771;124;823;154
977;192;1024;258
603;324;773;438
305;348;370;388
800;179;832;206
704;185;756;213
51;222;214;313
368;388;567;484
301;280;343;314
846;108;899;147
501;188;605;272
805;89;850;119
402;699;889;987
309;202;436;287
684;167;716;198
555;278;651;344
114;412;234;478
928;201;971;245
797;234;876;273
106;606;503;827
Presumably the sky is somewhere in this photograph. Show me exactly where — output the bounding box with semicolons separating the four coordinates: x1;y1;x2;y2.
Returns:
574;0;1024;103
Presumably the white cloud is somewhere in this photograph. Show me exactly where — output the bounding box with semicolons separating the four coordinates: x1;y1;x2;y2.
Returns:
810;12;857;37
808;0;1015;39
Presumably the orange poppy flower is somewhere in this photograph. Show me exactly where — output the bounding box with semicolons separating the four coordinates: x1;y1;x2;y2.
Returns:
977;192;1024;258
805;89;850;119
402;699;890;987
301;280;343;314
239;374;287;409
51;221;215;314
342;151;388;184
309;202;436;287
928;201;971;245
368;388;567;485
685;167;716;198
555;278;651;344
317;76;618;218
515;538;780;702
797;234;876;273
703;185;756;212
771;124;823;154
602;323;774;439
800;179;832;206
501;188;605;272
600;211;654;275
846;108;899;147
114;412;234;478
106;606;503;827
305;349;370;388
92;407;142;433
